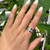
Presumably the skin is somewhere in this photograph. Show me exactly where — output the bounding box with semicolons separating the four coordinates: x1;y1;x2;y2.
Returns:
0;1;43;50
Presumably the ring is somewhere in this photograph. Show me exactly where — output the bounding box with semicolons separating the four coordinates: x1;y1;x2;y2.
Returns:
27;27;34;34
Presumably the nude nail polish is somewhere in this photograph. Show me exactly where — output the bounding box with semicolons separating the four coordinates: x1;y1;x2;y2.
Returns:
34;0;38;4
41;38;45;42
26;0;31;5
13;4;17;9
38;7;43;12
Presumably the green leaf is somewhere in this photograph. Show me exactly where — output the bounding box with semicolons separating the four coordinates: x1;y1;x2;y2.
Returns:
46;34;50;45
0;10;5;24
38;0;50;14
38;24;50;34
0;4;6;8
41;13;50;17
46;45;50;50
1;10;5;20
29;30;39;50
18;0;24;7
37;24;45;33
29;30;37;43
7;2;16;11
30;0;50;16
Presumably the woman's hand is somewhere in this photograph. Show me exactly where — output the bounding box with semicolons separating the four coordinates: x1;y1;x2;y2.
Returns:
0;0;43;50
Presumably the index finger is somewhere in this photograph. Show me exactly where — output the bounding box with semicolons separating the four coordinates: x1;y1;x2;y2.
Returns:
29;7;43;29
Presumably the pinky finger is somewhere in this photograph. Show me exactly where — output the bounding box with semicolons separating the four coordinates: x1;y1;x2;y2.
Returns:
28;37;43;50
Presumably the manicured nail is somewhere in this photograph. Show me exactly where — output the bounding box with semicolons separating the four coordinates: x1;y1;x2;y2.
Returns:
41;38;45;42
34;0;38;4
26;0;31;5
13;4;17;9
38;7;43;12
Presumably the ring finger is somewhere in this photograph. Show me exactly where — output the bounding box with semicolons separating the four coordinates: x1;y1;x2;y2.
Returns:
24;7;43;39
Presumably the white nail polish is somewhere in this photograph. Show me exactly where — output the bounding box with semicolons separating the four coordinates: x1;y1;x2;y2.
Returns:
26;0;31;5
34;0;38;4
13;4;17;9
41;38;45;42
38;7;43;12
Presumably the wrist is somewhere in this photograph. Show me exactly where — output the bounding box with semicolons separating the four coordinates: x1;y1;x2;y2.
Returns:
0;35;11;50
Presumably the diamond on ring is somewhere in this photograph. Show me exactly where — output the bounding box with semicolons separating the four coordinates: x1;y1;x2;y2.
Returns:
27;27;34;34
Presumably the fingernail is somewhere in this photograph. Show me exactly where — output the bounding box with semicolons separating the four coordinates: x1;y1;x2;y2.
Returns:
38;7;43;12
34;0;38;4
41;38;45;42
13;4;17;9
26;0;31;5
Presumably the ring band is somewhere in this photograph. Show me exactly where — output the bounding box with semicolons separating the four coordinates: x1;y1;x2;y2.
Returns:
27;27;34;34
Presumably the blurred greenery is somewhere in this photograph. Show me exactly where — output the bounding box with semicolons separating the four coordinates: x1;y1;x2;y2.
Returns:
0;0;50;50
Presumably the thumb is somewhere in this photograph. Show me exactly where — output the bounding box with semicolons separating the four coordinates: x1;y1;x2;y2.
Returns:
28;37;43;50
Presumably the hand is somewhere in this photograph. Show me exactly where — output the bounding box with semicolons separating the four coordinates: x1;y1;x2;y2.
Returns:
0;0;43;50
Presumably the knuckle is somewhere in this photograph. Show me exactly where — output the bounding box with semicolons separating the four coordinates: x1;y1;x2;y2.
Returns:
11;10;15;14
25;15;31;20
36;14;39;17
24;33;31;40
17;16;22;21
9;16;13;20
31;4;37;10
9;14;15;21
3;28;8;33
8;16;13;22
23;6;27;11
31;6;35;10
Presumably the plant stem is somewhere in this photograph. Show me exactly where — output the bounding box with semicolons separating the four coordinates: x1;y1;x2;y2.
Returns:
47;9;50;24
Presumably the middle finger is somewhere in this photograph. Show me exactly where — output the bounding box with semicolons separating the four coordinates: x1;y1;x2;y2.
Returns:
10;0;30;31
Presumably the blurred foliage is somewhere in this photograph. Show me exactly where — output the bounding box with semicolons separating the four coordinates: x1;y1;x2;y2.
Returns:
38;24;50;34
0;0;50;50
45;45;50;50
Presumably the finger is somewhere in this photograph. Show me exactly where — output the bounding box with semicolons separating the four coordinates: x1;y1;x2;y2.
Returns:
4;4;17;31
28;37;42;50
10;0;30;31
29;7;43;30
24;7;43;40
17;0;38;32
